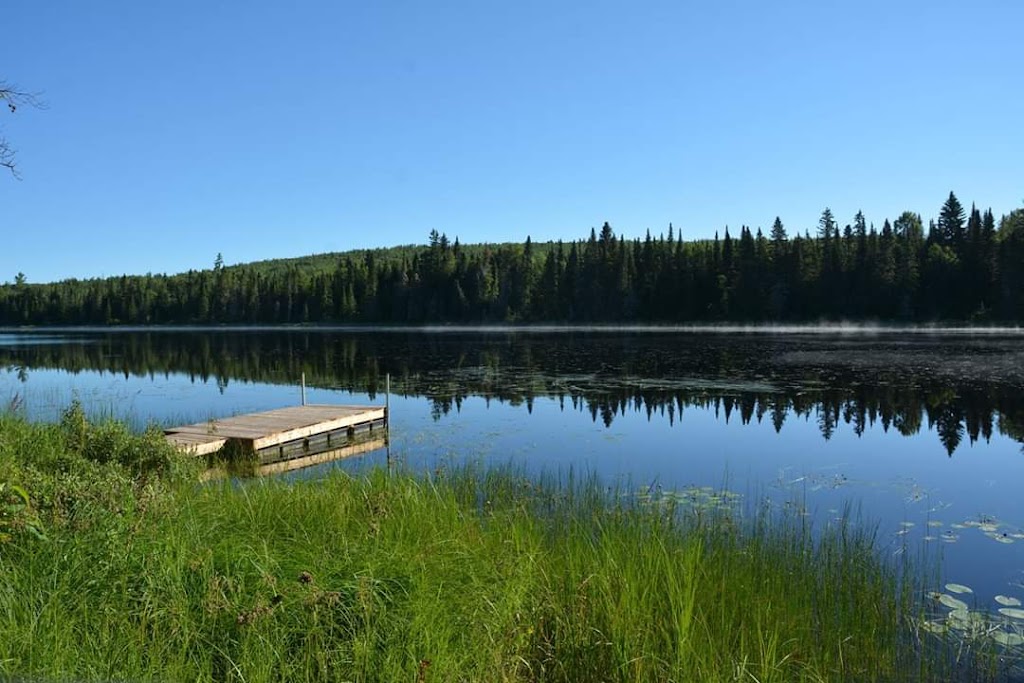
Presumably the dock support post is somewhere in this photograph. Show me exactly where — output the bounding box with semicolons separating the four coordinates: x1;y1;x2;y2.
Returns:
385;372;392;470
301;372;306;406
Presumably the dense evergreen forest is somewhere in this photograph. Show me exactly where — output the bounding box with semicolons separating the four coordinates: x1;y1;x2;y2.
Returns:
3;192;1024;325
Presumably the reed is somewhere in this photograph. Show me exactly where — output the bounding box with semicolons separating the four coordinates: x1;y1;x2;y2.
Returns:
0;412;971;682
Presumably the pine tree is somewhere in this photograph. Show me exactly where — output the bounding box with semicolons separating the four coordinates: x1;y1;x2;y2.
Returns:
938;191;966;247
770;217;787;243
817;208;836;238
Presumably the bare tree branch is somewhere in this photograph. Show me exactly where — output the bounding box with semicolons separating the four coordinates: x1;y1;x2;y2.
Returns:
0;81;45;179
0;137;19;179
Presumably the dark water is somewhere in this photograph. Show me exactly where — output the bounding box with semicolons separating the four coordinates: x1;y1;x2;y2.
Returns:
3;328;1024;616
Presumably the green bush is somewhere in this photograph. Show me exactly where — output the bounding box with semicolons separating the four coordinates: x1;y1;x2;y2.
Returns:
1;407;198;537
0;481;44;544
61;399;186;478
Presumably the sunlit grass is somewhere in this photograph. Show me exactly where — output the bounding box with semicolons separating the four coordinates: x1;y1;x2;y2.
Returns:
0;411;984;682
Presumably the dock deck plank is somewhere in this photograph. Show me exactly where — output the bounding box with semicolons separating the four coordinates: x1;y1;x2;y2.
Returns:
164;404;386;456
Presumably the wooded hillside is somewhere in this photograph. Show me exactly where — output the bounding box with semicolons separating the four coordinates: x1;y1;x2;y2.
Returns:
3;193;1023;324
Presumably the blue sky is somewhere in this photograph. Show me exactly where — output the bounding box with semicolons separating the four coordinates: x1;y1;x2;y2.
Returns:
1;0;1021;283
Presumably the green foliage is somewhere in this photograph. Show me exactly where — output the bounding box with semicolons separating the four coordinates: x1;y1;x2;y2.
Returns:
58;398;186;477
938;192;967;246
999;209;1024;241
0;410;199;538
0;192;1020;324
60;399;88;454
0;414;972;680
0;481;45;544
207;439;260;478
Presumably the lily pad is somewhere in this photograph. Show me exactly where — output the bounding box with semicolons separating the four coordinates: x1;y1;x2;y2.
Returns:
921;620;948;635
947;608;971;623
998;608;1024;620
945;583;973;595
992;631;1024;647
939;594;970;610
986;533;1015;544
995;595;1022;607
947;610;987;635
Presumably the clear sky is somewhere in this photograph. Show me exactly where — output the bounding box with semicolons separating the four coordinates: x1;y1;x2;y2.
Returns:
1;0;1021;283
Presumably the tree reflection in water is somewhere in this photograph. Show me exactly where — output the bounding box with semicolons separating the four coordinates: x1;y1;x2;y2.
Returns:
2;329;1023;457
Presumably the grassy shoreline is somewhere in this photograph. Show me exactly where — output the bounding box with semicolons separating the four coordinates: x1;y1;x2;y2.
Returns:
0;409;987;681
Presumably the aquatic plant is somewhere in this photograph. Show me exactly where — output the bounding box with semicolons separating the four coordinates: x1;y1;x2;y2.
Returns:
0;412;1001;681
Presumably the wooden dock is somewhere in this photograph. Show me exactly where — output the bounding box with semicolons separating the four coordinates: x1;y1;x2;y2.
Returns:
165;404;387;458
254;437;387;476
200;436;388;480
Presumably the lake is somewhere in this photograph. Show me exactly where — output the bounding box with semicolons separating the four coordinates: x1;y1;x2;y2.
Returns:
3;327;1024;619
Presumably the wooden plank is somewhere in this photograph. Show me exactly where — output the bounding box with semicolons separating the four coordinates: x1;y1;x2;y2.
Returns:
166;435;223;445
251;408;386;450
165;404;386;456
166;435;227;456
166;406;373;435
170;407;375;431
171;425;272;439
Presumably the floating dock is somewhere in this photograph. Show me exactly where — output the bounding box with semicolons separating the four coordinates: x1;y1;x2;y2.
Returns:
165;404;388;459
254;437;387;475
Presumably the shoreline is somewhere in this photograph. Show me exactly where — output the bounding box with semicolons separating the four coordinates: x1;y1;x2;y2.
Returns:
0;411;981;681
4;322;1024;335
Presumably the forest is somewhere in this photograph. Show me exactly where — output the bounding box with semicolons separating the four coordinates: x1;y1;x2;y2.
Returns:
3;192;1024;325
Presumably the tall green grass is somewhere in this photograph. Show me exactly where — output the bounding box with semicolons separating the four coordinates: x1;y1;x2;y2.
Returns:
0;411;969;682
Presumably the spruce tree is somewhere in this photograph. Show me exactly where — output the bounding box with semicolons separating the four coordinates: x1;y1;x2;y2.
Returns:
770;217;787;243
817;208;836;238
938;191;966;246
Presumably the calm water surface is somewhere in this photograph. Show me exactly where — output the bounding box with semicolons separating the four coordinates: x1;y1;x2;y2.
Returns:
2;328;1024;613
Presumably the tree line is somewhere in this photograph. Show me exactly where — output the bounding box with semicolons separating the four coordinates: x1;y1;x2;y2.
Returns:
3;192;1024;325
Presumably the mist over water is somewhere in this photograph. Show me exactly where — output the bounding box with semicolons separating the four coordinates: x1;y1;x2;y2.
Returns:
6;323;1024;335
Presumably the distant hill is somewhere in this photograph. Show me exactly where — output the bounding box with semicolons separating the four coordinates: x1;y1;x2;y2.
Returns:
3;197;1024;326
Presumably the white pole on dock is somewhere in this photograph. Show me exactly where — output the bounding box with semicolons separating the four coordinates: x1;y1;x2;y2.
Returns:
385;372;391;470
301;372;307;406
